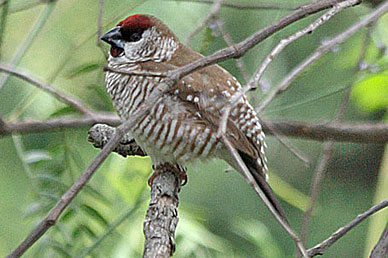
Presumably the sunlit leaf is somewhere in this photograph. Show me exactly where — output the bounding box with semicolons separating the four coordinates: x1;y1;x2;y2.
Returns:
351;73;388;112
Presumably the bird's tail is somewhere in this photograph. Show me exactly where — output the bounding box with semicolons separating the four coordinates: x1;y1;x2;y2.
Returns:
238;151;290;226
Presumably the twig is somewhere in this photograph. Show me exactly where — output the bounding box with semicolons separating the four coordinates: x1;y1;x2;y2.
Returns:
168;0;300;10
143;165;182;258
307;199;388;256
103;66;167;78
97;0;108;59
370;221;388;258
0;1;56;91
258;0;388;113
222;136;308;257
2;114;388;144
253;0;357;112
185;0;222;45
0;63;93;115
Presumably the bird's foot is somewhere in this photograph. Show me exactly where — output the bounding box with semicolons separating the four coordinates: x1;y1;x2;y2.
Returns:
148;164;187;187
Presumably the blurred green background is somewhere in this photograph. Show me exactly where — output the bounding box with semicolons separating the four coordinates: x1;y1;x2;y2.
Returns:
1;0;388;257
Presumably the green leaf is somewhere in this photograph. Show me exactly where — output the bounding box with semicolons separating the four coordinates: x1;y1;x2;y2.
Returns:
351;73;388;112
67;63;101;78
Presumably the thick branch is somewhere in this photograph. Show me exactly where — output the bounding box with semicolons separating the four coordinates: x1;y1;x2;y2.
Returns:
143;165;182;258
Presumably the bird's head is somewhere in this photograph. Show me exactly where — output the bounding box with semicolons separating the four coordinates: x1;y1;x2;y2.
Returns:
101;14;179;63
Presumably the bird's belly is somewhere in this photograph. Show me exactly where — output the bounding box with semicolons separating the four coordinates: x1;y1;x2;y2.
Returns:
130;112;221;165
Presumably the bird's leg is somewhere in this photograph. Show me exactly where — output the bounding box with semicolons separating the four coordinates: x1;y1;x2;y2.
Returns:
148;163;187;187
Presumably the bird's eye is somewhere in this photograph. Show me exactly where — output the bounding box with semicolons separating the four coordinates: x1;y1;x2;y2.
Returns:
129;32;142;42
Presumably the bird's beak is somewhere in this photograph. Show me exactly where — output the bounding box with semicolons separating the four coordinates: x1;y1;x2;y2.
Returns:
101;26;124;49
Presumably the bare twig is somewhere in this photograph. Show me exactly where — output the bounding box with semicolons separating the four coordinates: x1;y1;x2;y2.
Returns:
222;136;308;257
185;0;222;45
8;0;43;13
253;0;357;112
307;199;388;257
168;0;299;10
2;114;388;144
370;221;388;258
0;63;93;115
103;66;167;78
97;0;108;59
143;165;182;258
258;0;388;113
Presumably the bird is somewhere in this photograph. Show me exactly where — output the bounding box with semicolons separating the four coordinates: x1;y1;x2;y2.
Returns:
101;14;287;220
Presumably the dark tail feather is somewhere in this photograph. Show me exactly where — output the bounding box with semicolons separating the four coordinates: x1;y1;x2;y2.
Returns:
239;151;290;226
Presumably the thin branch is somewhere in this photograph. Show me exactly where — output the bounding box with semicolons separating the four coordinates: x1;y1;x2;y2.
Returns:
97;0;108;59
168;0;300;10
8;0;43;13
0;63;93;115
258;0;388;113
103;66;167;78
222;136;308;257
2;114;388;144
307;199;388;257
370;221;388;258
253;0;357;112
185;0;222;45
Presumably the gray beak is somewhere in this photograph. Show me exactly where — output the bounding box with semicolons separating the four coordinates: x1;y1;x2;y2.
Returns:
101;26;123;48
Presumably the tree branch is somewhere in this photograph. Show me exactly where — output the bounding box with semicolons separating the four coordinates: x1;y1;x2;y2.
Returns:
307;199;388;257
1;114;388;144
167;0;300;10
143;166;182;258
0;63;93;115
